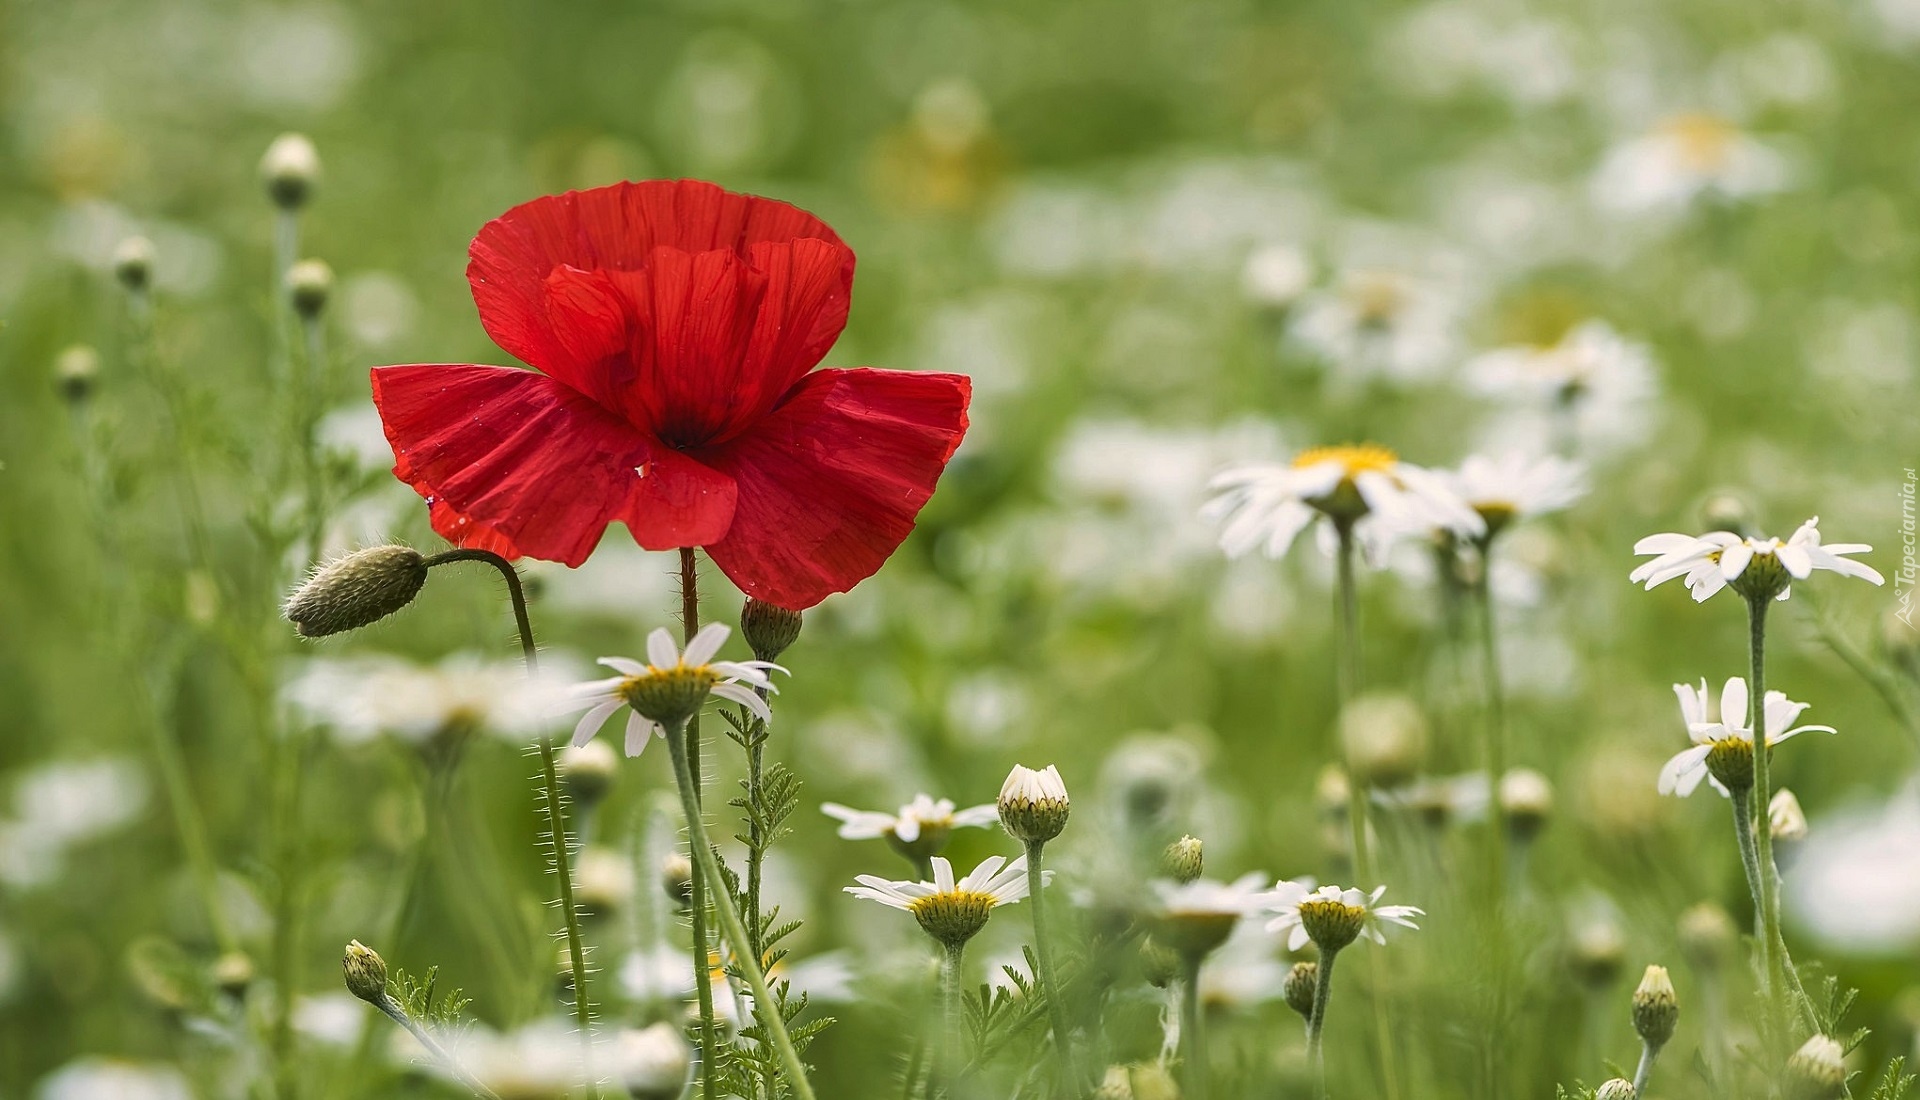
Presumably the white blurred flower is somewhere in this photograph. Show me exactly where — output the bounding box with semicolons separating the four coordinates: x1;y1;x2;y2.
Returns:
0;757;149;889
1630;517;1884;603
1657;677;1835;798
1592;113;1792;214
1290;269;1461;380
285;654;569;746
1466;320;1658;460
1207;444;1483;563
293;992;365;1047
1389;2;1577;106
1787;783;1920;954
822;794;998;847
36;1059;190;1100
1444;453;1587;533
620;945;695;1004
607;1023;690;1100
1242;243;1313;307
441;1020;577;1099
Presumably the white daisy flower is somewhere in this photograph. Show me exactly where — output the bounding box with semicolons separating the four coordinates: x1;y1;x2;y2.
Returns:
1266;881;1424;953
846;854;1047;948
1148;873;1282;959
1467;320;1659;460
1592;112;1792;214
1443;452;1587;536
820;794;999;853
1206;444;1484;563
1630;516;1884;604
566;624;781;758
1290;269;1461;381
285;653;568;746
1656;677;1835;798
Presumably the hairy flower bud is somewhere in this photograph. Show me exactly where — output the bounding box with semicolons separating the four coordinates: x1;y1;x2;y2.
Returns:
1283;960;1318;1020
261;133;320;210
1631;964;1678;1050
1499;768;1554;842
1783;1034;1847;1100
55;345;100;404
999;764;1070;844
113;236;154;292
284;545;429;637
1161;835;1204;884
286;259;333;319
739;598;803;662
1338;693;1428;789
1677;902;1736;972
342;940;389;1005
1595;1079;1637;1100
561;740;619;808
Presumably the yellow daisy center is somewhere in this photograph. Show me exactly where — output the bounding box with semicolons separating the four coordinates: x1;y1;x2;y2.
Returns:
1292;443;1399;477
1658;113;1737;173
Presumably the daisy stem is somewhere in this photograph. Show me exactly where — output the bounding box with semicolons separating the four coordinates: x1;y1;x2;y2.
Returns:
1306;946;1340;1100
1022;838;1078;1091
1473;543;1512;1100
435;549;597;1086
1743;596;1817;1039
1179;953;1208;1100
370;991;504;1100
678;549;722;1100
1631;1041;1658;1095
942;942;967;1096
664;715;820;1100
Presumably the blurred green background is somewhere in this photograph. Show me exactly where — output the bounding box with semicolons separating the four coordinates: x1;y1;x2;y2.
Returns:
2;0;1919;1097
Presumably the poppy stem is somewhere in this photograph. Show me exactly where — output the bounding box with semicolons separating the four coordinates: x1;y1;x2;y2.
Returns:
428;549;598;1087
678;549;723;1100
664;715;819;1100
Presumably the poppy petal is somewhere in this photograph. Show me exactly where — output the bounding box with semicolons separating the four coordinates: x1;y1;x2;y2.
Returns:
371;363;707;567
623;446;738;551
702;368;971;609
468;179;853;384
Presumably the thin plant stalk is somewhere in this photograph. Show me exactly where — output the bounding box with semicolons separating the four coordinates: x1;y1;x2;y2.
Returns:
942;942;967;1096
1631;1042;1659;1094
663;715;819;1100
1179;954;1208;1100
1023;838;1078;1090
431;549;596;1081
1306;947;1341;1100
1472;540;1511;1100
678;548;722;1100
1742;595;1816;1036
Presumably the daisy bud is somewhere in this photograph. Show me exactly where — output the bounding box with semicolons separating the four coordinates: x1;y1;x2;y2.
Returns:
1769;788;1808;848
610;1022;691;1100
1338;694;1428;789
574;846;633;916
286;259;333;320
1161;835;1204;884
1782;1034;1847;1100
1315;765;1351;820
260;133;320;210
561;740;619;808
341;940;389;1005
1569;917;1626;989
113;236;154;293
1283;960;1318;1020
1298;894;1368;953
284;545;429;637
661;851;693;908
1139;938;1181;989
1595;1079;1637;1100
1676;902;1736;972
1499;768;1554;842
1630;965;1678;1050
212;951;255;999
740;598;803;662
54;345;100;404
1699;490;1753;536
998;764;1070;845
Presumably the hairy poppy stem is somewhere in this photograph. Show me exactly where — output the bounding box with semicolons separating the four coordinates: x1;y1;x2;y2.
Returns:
664;715;819;1100
678;549;722;1100
427;549;597;1086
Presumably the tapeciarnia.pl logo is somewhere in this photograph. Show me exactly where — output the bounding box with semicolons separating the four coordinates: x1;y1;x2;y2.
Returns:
1899;468;1916;627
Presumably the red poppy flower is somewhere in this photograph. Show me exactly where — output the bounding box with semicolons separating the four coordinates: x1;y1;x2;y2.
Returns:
370;179;971;610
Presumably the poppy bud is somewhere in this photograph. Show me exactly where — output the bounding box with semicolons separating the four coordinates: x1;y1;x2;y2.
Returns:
1161;835;1203;884
998;764;1069;845
1338;693;1428;789
212;951;255;999
341;940;389;1005
286;259;333;320
1595;1079;1637;1100
260;133;320;210
740;597;802;662
284;545;429;637
1283;960;1318;1020
561;740;619;808
55;345;100;404
1499;767;1554;842
1631;964;1678;1050
113;236;154;293
1783;1034;1847;1100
